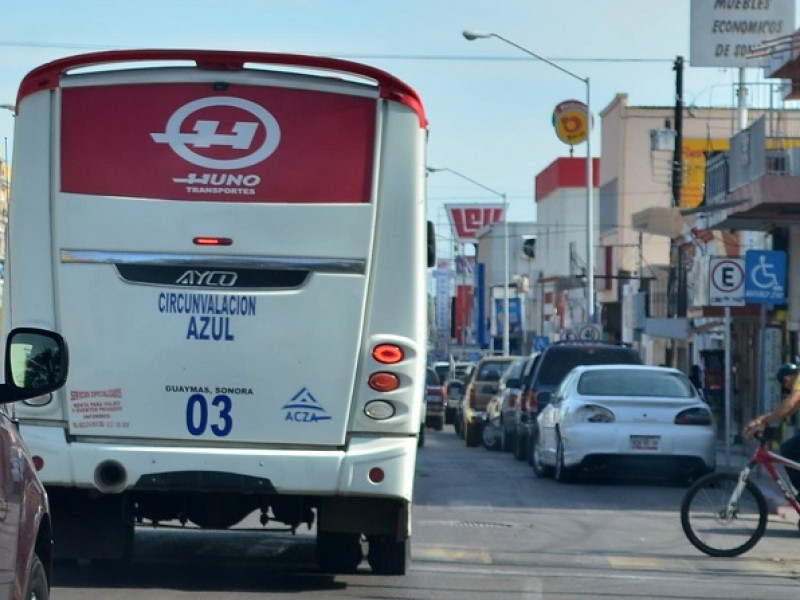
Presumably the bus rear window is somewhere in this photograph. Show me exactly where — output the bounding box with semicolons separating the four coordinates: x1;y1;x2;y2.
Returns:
60;83;376;203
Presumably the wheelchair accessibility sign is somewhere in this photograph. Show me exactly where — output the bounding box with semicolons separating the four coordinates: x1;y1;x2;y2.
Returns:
744;250;786;305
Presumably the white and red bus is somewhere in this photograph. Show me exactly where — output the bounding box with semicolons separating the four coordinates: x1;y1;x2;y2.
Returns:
4;49;432;575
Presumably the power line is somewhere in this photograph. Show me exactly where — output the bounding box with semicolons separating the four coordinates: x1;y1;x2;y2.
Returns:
0;41;675;64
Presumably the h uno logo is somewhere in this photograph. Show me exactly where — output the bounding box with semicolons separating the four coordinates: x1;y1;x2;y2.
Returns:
151;97;281;170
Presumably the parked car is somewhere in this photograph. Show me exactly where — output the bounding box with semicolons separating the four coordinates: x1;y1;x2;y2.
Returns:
445;377;466;426
432;361;450;384
0;328;69;600
433;360;475;388
531;364;716;483
482;357;529;451
520;341;643;463
425;366;445;431
461;356;519;447
431;361;475;426
495;354;539;456
452;368;475;439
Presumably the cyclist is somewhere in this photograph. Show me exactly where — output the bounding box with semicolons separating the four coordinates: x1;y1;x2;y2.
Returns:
745;362;800;493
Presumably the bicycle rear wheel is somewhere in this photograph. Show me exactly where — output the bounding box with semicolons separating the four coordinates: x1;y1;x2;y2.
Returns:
680;472;768;557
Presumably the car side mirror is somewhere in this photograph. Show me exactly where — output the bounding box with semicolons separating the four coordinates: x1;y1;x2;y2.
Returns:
426;220;436;268
1;328;69;404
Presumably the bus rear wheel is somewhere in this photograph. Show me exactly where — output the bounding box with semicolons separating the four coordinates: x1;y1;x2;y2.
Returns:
316;532;363;573
367;535;409;575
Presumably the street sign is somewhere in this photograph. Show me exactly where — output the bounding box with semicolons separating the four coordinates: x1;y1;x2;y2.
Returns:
578;323;601;341
532;335;550;353
708;257;745;306
745;250;786;305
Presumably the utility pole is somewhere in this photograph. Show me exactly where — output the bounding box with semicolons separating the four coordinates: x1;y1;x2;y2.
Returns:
673;56;687;319
672;56;683;208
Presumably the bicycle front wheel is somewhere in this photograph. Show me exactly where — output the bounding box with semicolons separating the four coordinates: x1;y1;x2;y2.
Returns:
680;472;768;557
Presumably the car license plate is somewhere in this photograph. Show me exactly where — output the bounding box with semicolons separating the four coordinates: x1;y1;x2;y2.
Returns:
630;435;660;451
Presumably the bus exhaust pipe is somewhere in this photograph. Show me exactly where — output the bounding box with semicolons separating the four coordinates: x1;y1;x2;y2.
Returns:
94;461;127;493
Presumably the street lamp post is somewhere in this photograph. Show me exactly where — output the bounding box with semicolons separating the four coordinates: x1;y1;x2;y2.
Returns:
427;166;510;356
463;30;595;324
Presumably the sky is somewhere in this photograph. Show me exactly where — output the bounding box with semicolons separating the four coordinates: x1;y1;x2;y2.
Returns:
1;0;796;256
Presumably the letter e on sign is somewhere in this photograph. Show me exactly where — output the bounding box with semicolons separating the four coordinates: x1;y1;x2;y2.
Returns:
709;257;745;307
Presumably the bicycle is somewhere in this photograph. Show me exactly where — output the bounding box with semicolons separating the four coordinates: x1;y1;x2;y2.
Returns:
680;433;800;557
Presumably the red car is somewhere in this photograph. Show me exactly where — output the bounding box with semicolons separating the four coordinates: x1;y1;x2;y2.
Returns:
0;328;69;600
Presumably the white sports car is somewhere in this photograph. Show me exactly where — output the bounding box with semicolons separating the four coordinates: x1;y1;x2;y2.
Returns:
531;364;716;482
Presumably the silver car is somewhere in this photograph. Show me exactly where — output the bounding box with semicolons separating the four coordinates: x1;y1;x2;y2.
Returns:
482;357;529;452
532;364;716;483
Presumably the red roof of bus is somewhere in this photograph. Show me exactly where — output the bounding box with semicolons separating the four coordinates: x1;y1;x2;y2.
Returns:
16;49;427;128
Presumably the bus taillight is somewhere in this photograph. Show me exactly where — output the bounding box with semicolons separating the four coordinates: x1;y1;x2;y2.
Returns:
372;344;404;364
368;372;400;392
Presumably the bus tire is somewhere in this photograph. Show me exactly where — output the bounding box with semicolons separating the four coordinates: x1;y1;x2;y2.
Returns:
465;421;480;447
316;532;363;573
367;535;409;575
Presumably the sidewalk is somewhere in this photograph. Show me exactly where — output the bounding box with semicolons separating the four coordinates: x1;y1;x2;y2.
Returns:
715;441;795;518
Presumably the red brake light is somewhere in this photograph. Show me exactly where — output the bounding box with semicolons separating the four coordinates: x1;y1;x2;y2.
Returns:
675;408;713;426
508;392;518;408
193;236;233;246
372;344;404;364
528;390;538;414
427;386;445;403
369;372;400;392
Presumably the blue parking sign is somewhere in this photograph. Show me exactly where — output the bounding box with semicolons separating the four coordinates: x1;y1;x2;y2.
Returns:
744;250;786;305
532;336;550;353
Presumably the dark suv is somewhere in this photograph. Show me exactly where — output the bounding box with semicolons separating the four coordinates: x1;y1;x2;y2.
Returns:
0;328;69;600
517;341;643;463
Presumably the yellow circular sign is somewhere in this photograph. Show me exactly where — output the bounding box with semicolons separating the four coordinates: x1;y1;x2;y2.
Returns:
552;100;589;146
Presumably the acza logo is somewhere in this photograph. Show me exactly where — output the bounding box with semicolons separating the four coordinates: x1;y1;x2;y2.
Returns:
150;97;281;169
282;387;332;423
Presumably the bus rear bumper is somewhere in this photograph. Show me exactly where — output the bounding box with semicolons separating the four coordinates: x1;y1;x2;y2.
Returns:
19;425;417;501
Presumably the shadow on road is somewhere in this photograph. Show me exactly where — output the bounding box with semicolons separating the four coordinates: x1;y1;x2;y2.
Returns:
53;528;352;593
